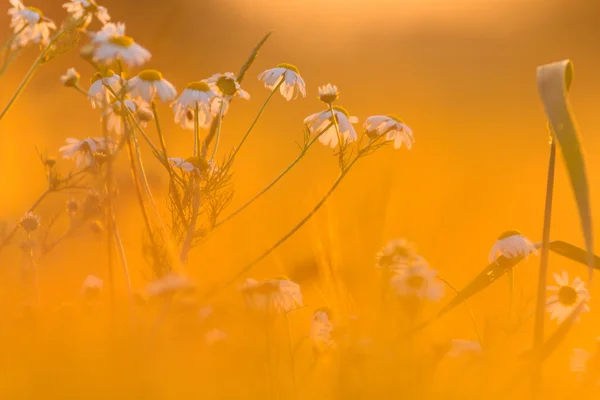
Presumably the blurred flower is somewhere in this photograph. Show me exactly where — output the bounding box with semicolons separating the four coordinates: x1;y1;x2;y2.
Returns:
390;257;443;301
66;198;79;214
146;273;196;298
9;0;56;49
60;67;80;87
446;339;483;357
171;81;216;130
128;70;177;103
135;100;154;124
59;137;112;167
318;83;339;104
310;307;336;350
104;99;136;135
304;106;358;148
240;277;303;314
488;230;537;263
81;274;103;298
547;270;590;324
570;340;600;385
207;72;250;100
19;212;40;233
205;328;227;346
169;156;211;174
364;115;414;149
376;238;418;271
258;63;306;101
90;22;151;67
62;0;110;27
87;70;121;108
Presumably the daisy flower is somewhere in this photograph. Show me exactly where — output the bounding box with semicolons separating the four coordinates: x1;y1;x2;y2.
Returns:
570;341;600;385
171;81;217;130
128;69;177;103
207;72;250;100
258;63;306;101
318;83;339;104
19;211;40;233
8;0;56;49
59;137;112;167
546;270;590;324
81;274;103;298
304;106;359;148
240;277;303;314
310;307;336;350
62;0;110;27
169;156;212;174
390;257;444;301
376;238;418;270
488;230;538;263
90;22;151;68
60;67;80;87
364;115;414;149
87;70;121;108
103;99;137;135
146;273;196;298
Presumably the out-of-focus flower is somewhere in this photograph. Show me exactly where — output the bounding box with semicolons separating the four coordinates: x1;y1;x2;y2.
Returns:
390;257;444;301
146;273;196;298
81;274;103;298
376;238;418;271
171;81;216;130
258;63;306;101
364;115;414;149
8;0;56;49
547;270;590;324
310;307;336;350
60;67;80;88
488;230;538;263
59;137;113;167
62;0;110;27
207;72;250;100
240;277;303;314
104;99;136;135
19;211;40;233
304;106;358;148
90;22;151;67
87;70;121;108
169;156;211;174
445;339;483;358
318;83;339;104
128;69;177;103
570;340;600;385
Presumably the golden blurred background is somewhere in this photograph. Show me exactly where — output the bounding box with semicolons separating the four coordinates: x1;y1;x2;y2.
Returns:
1;0;600;397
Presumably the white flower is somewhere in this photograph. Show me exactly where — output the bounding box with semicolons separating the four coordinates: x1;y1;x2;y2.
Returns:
59;137;112;167
207;72;250;100
104;99;136;135
546;270;590;324
376;238;418;270
8;0;56;49
19;211;40;233
318;83;339;104
169;157;197;173
171;81;217;130
570;342;600;385
81;274;103;297
364;115;414;149
60;67;80;87
169;156;212;174
90;22;151;67
87;70;121;108
146;273;196;298
304;106;359;148
128;69;177;103
488;230;538;263
446;339;483;357
62;0;110;27
258;63;306;101
310;308;336;350
205;328;227;346
390;257;444;301
240;277;303;314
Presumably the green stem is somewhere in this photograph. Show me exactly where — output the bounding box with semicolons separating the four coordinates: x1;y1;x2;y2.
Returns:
0;25;26;57
209;100;226;161
328;103;345;170
180;180;201;265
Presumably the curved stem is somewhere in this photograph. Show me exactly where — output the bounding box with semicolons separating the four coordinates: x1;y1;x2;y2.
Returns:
112;216;133;300
0;25;26;57
210;100;226;161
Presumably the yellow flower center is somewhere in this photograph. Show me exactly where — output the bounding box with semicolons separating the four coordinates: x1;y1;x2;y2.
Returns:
386;114;404;123
187;81;210;92
498;230;522;240
108;35;134;48
277;63;300;74
137;69;163;82
90;69;116;84
332;105;350;118
557;285;578;306
216;76;238;96
406;275;425;289
27;6;43;19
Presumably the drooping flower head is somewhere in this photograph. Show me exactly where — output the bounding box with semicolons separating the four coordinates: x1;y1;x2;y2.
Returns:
103;99;141;135
89;22;151;67
59;137;113;167
8;0;56;49
390;257;444;302
171;81;217;130
87;69;121;108
310;307;336;351
570;339;600;385
546;270;590;324
62;0;110;27
364;115;414;149
60;67;80;87
258;63;306;101
240;277;303;314
128;69;177;103
168;156;211;174
488;230;538;263
304;105;359;148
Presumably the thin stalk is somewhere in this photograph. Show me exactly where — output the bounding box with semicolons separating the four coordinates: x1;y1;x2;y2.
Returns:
532;138;557;390
327;103;345;170
194;103;200;156
126;133;156;242
180;180;201;265
0;47;21;77
112;217;133;300
0;25;26;57
214;123;333;228
209;100;225;160
103;114;116;312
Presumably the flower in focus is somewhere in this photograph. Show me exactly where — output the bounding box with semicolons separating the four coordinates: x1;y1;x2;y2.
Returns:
376;238;418;271
258;63;306;101
364;115;414;149
318;83;339;104
445;339;483;358
171;81;216;130
62;0;110;27
90;22;151;67
205;328;227;346
87;70;121;108
304;106;359;148
60;67;80;88
81;274;103;299
19;211;40;233
390;257;444;301
8;0;56;49
488;230;538;263
128;69;177;103
207;72;250;100
104;99;136;134
547;270;590;324
310;307;336;351
146;273;196;298
240;277;303;314
59;137;113;167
